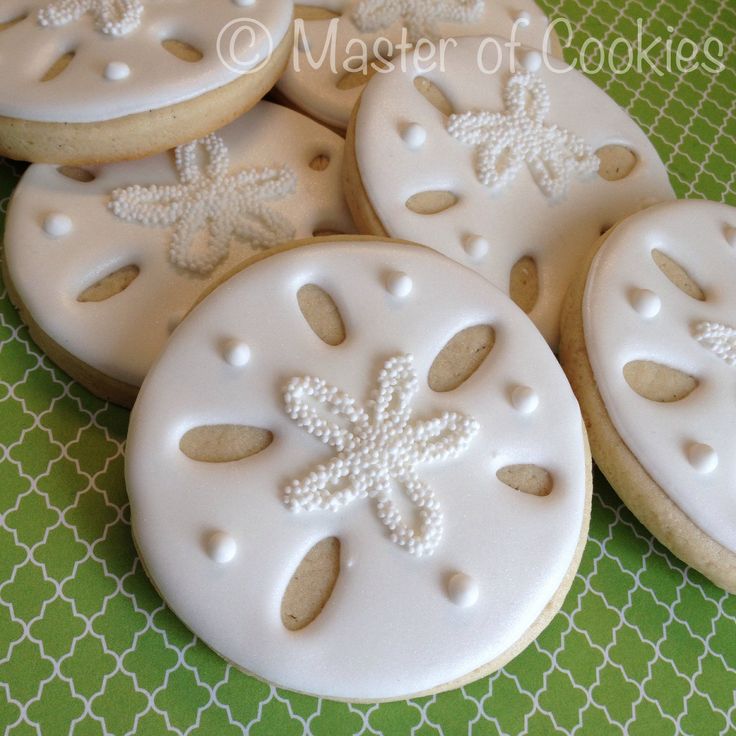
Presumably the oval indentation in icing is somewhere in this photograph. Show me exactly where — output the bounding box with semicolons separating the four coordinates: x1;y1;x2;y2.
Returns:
77;265;140;302
510;256;539;315
623;361;698;403
57;166;95;183
0;13;27;32
497;465;553;497
596;145;638;181
309;154;330;171
652;249;705;301
179;425;274;463
41;51;76;82
413;76;454;116
428;325;495;392
162;39;204;62
405;190;458;215
336;56;391;90
297;284;346;346
281;537;340;631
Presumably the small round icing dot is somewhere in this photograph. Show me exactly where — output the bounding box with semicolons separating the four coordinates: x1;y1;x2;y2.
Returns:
42;213;72;238
630;288;661;319
447;573;479;608
686;443;718;474
206;531;237;563
520;50;542;72
104;61;130;81
401;123;427;150
725;226;736;247
511;385;539;414
464;235;489;261
386;271;413;299
516;10;531;26
223;339;251;367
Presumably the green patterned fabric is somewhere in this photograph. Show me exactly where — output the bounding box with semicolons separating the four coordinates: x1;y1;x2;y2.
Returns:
0;0;734;733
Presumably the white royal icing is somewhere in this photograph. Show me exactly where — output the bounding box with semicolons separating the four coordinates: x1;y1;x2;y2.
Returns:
126;239;589;700
283;354;480;557
276;0;559;130
4;102;355;388
446;70;599;201
0;0;292;122
353;37;674;347
351;0;484;41
37;0;144;37
110;133;297;275
583;200;736;555
693;321;736;366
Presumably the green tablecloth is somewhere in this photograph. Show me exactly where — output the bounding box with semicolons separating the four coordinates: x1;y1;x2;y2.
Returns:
1;1;734;733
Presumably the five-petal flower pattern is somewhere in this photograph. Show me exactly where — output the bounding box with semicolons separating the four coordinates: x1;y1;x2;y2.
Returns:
446;70;600;201
694;321;736;366
351;0;484;42
38;0;144;36
109;133;297;275
282;354;480;557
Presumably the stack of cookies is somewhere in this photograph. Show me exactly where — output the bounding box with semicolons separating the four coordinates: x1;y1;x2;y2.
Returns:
1;0;733;703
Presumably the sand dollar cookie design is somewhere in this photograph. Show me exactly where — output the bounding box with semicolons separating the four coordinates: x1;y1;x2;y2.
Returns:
0;0;294;163
276;0;560;131
3;102;354;406
344;36;675;348
560;200;736;593
126;238;591;701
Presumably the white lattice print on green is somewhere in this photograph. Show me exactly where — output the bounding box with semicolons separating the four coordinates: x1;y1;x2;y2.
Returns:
0;0;735;733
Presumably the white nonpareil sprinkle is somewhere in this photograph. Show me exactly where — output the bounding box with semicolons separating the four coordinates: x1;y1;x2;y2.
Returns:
38;0;144;36
446;70;600;201
693;321;736;367
109;133;297;275
351;0;484;42
282;354;480;557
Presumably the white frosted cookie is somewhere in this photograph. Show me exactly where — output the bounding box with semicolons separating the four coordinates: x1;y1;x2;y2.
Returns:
0;0;294;163
344;36;675;348
560;200;736;593
3;102;354;406
126;237;592;701
277;0;560;131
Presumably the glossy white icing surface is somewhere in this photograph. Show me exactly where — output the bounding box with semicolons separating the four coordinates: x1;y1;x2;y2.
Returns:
126;239;589;700
0;0;293;122
583;200;736;554
277;0;556;130
4;102;354;387
353;37;675;348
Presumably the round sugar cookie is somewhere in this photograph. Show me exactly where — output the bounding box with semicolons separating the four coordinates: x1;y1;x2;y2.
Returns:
3;102;354;407
126;236;592;701
0;0;294;164
560;200;736;593
344;36;675;348
277;0;561;131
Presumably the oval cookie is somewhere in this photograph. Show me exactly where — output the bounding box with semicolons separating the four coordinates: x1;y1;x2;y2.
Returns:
3;102;354;406
344;36;675;348
0;0;293;163
277;0;560;131
126;237;592;701
560;200;736;593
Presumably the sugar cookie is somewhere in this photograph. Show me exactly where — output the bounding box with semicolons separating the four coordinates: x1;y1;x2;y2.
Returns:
3;102;354;406
344;36;675;348
0;0;294;164
560;200;736;593
126;236;592;701
277;0;561;131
